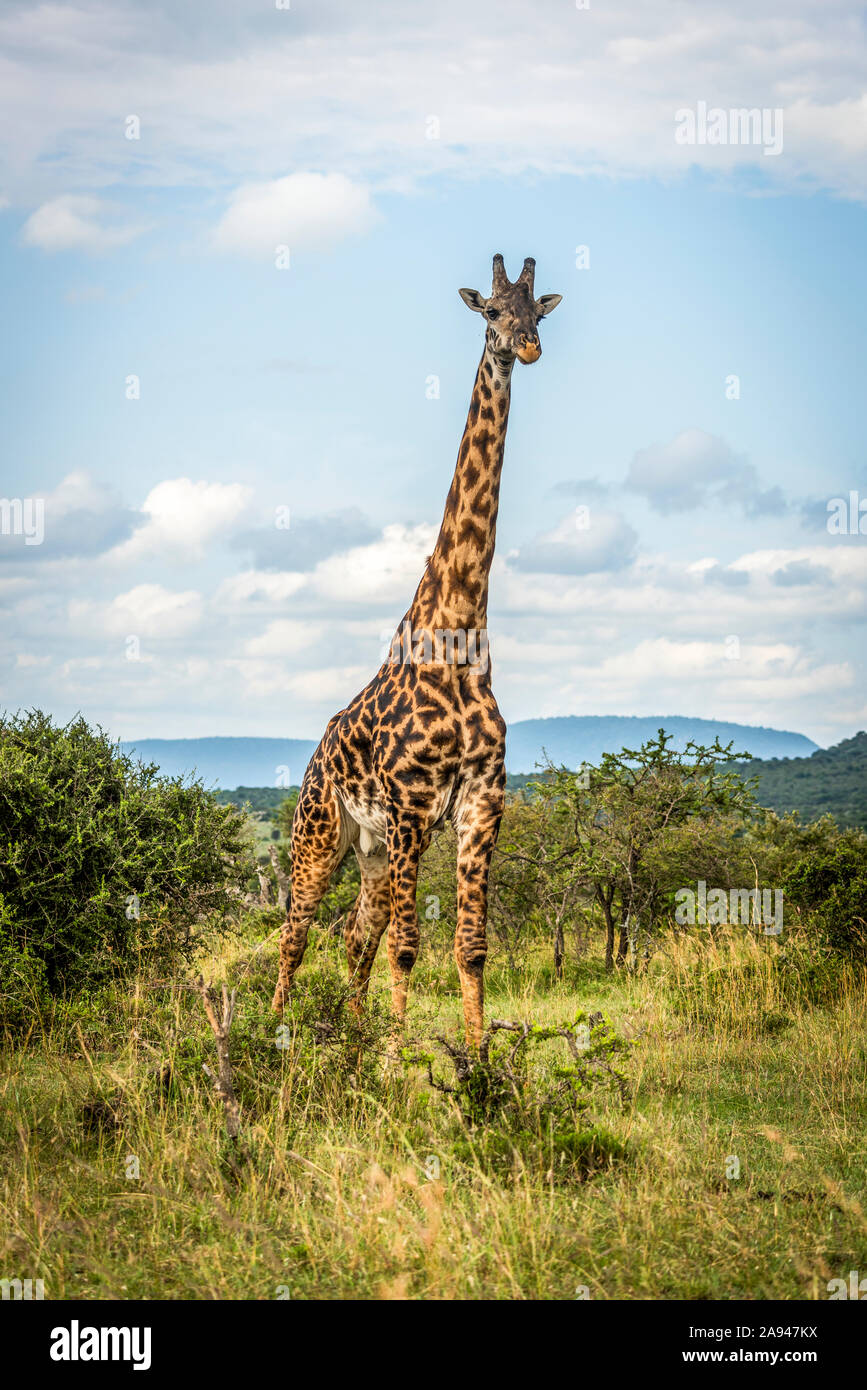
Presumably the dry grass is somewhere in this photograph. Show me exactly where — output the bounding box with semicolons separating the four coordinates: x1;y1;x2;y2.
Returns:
1;919;866;1300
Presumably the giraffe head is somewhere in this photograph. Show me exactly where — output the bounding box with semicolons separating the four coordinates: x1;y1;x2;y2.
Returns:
459;254;562;364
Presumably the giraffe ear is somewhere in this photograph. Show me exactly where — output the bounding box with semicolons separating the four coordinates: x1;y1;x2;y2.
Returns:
459;288;488;314
535;293;562;317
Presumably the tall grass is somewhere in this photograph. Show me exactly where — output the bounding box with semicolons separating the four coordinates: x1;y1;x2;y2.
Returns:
1;917;866;1300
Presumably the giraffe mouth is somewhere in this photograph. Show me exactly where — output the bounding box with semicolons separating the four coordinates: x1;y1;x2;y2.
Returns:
516;341;542;364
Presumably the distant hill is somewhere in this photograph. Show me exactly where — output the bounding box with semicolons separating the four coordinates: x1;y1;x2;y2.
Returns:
120;737;317;790
122;717;818;789
504;716;817;773
734;731;867;831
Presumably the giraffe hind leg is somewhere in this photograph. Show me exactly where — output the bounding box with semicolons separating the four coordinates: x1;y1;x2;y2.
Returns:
454;782;504;1048
385;817;430;1031
344;837;390;1013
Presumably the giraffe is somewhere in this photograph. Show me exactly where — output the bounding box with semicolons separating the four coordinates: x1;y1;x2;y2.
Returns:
271;253;562;1045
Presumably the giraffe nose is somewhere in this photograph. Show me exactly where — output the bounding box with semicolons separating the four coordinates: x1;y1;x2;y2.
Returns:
516;336;541;363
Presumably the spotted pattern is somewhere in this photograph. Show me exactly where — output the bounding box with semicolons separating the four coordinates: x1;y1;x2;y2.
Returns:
271;257;561;1045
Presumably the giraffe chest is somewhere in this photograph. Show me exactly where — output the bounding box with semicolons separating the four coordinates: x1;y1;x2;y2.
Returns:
334;774;458;852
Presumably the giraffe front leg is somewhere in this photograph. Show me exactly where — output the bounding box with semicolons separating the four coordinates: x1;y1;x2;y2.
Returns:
271;775;343;1013
454;786;504;1048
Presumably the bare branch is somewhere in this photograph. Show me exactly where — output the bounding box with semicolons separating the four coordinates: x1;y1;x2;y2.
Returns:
193;974;241;1142
268;844;290;911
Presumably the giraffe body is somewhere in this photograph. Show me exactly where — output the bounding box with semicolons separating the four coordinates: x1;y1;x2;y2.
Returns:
272;255;561;1044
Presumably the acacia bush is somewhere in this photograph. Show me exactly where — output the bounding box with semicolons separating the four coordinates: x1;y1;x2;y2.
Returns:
406;1013;630;1183
0;709;251;1024
781;826;867;961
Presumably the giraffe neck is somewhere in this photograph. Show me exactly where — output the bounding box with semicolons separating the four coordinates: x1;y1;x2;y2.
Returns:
409;340;514;637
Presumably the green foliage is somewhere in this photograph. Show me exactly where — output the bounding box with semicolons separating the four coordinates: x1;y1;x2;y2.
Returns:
276;791;300;840
407;1012;630;1183
214;786;299;815
0;709;252;1023
421;732;867;986
450;1122;628;1183
265;966;395;1119
1;895;866;1299
499;731;756;971
0;894;49;1028
781;827;867;960
734;731;867;832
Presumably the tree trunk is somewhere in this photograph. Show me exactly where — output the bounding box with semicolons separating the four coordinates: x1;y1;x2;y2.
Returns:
573;916;588;960
256;866;272;907
600;894;615;972
553;919;565;981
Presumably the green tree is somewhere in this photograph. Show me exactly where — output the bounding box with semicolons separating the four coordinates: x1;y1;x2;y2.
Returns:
277;790;300;841
0;709;252;1021
777;820;867;959
518;731;756;971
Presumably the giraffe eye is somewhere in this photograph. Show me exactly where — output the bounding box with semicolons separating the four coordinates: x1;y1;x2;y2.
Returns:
486;309;500;321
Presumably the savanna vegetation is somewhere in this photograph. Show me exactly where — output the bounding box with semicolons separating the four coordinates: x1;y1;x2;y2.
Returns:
732;730;867;832
1;711;865;1300
502;729;867;832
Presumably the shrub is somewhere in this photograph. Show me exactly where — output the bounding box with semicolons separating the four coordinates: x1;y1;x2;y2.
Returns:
406;1012;631;1183
781;832;867;960
0;709;251;1022
450;1122;628;1183
252;966;395;1121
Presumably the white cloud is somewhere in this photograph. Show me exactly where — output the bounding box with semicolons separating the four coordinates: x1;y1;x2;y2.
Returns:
69;583;203;638
48;471;119;516
212;173;378;256
227;657;370;706
215;570;308;609
244;619;319;657
5;477;867;746
21;195;145;253
626;429;784;516
584;638;850;702
113;479;253;562
3;2;867;203
510;508;638;575
214;522;435;613
0;471;138;563
64;285;107;304
493;542;867;630
311;522;437;604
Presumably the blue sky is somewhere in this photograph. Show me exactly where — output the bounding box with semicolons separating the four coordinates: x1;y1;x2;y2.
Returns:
0;0;865;747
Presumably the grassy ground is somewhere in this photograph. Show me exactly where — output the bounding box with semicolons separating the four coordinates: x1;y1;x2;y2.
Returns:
2;916;866;1301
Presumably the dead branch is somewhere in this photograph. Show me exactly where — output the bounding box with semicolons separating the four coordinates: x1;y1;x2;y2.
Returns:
256;865;272;907
268;844;290;911
193;975;242;1141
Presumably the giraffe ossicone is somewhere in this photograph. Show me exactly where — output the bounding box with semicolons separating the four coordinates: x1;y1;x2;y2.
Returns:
271;254;562;1047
